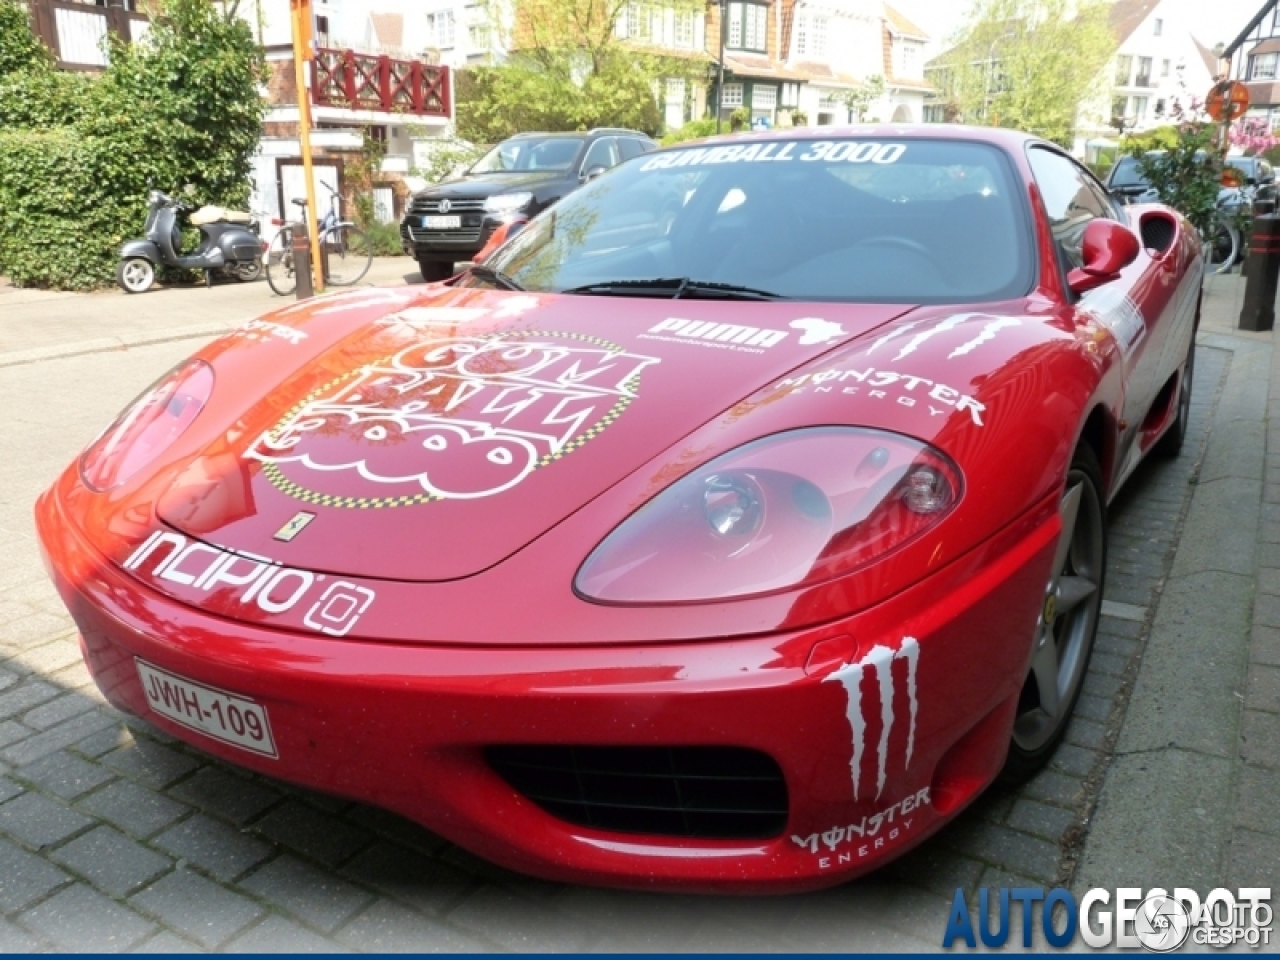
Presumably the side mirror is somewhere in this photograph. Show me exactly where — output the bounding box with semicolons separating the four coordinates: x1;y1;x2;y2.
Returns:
1067;219;1141;295
582;164;608;183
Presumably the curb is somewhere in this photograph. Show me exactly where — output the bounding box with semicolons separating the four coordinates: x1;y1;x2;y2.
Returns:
0;323;233;369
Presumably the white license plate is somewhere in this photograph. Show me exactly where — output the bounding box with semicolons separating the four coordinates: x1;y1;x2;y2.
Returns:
136;659;277;758
423;215;461;229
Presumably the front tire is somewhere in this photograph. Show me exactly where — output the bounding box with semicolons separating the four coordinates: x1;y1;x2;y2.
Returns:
1003;444;1107;782
117;257;155;294
418;259;454;283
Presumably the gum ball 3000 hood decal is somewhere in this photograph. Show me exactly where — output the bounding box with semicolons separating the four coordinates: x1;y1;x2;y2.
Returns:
246;330;661;509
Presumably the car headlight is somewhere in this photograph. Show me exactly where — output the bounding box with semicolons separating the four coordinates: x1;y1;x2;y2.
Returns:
484;192;533;214
79;359;214;492
574;427;962;604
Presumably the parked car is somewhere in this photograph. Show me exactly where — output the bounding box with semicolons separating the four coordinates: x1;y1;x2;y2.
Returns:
1106;151;1277;206
400;128;658;282
38;126;1202;893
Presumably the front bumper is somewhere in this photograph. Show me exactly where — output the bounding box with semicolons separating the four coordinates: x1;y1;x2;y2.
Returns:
398;216;497;262
35;482;1056;893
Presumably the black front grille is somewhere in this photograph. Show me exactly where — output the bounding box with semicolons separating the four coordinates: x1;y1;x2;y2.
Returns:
486;745;788;839
400;223;483;245
408;197;486;215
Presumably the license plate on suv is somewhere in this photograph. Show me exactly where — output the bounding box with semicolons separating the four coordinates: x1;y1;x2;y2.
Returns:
422;215;461;230
136;659;277;757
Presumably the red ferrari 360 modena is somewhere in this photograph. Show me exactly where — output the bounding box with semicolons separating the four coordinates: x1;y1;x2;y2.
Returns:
37;127;1201;892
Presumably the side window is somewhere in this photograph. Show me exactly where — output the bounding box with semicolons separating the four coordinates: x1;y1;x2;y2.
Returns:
581;137;620;174
618;137;653;161
1027;147;1114;270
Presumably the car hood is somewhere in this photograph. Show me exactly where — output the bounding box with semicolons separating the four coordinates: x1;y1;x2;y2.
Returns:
421;171;565;200
158;287;916;582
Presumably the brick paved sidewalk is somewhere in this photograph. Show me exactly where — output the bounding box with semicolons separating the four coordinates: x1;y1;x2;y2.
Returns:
0;275;1245;951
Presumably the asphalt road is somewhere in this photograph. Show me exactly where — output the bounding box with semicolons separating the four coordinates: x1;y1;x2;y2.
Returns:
0;263;1236;951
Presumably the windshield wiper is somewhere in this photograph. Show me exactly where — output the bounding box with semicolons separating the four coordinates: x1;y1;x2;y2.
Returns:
468;263;525;291
559;277;785;300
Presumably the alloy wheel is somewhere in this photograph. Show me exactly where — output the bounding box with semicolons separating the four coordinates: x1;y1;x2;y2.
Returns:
1012;467;1105;753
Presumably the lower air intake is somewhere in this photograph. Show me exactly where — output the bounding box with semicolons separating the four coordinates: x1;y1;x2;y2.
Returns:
485;745;788;839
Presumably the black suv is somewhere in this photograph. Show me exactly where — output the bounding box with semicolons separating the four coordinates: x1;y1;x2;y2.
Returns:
401;128;658;281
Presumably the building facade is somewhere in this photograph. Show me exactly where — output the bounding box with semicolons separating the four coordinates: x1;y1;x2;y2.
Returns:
1223;0;1280;131
235;0;453;224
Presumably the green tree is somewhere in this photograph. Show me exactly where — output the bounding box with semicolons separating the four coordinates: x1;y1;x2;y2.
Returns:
839;75;884;123
0;0;50;75
454;0;704;141
1128;106;1222;236
932;0;1117;146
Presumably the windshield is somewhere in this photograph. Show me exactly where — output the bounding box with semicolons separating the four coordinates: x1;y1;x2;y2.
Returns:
1109;156;1149;188
480;138;1033;303
469;137;586;174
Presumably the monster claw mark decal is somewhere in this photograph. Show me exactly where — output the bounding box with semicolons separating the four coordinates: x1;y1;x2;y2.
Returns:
948;317;1021;359
824;637;920;801
247;332;660;509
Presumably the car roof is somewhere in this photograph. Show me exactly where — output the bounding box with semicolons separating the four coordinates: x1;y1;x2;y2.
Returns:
508;129;651;140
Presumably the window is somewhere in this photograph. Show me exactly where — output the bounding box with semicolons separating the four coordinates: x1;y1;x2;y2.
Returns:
900;42;917;76
1136;57;1152;86
468;23;489;49
1115;54;1132;85
1153;18;1162;36
720;82;743;107
1161;58;1170;77
617;137;653;161
795;13;827;59
674;11;694;47
780;82;799;107
1132;96;1148;123
728;2;767;52
665;78;685;129
1112;96;1127;122
751;85;777;111
427;10;455;49
580;138;620;174
1028;147;1115;271
1155;98;1166;116
1254;52;1279;80
315;14;330;45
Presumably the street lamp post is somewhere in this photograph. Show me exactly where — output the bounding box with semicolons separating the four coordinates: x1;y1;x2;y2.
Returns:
716;0;727;133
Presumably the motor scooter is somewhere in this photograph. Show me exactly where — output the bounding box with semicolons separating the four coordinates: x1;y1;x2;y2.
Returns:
116;190;263;294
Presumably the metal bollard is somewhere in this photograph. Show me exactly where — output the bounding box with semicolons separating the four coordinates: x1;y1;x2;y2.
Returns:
1240;214;1280;332
291;228;313;300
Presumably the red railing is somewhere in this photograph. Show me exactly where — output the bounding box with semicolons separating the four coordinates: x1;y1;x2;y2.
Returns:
311;48;451;119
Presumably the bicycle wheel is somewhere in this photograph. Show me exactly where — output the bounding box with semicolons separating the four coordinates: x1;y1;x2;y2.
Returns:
1203;220;1239;275
321;223;373;286
265;227;297;296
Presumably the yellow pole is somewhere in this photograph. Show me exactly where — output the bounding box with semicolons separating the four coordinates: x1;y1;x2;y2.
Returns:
290;0;324;294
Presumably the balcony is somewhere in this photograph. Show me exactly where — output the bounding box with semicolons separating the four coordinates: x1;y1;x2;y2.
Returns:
311;48;451;119
1134;74;1152;88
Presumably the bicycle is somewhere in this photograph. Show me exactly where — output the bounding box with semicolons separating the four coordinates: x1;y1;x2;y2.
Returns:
1201;180;1256;276
265;185;373;296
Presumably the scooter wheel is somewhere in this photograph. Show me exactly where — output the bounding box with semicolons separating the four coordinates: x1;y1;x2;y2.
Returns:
117;257;155;294
232;259;262;282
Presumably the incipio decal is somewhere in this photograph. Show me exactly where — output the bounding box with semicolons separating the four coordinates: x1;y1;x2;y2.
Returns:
823;637;920;802
247;332;660;508
123;531;375;637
